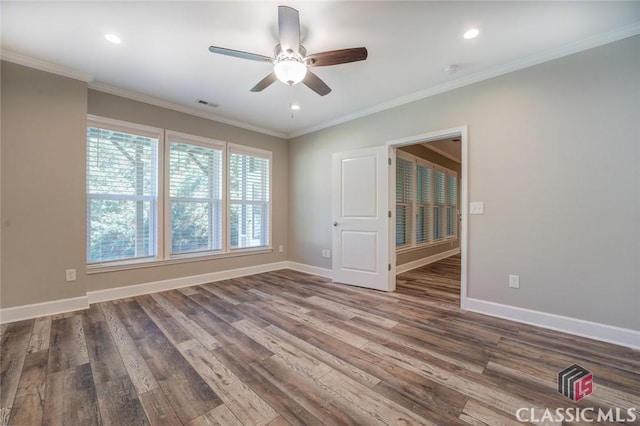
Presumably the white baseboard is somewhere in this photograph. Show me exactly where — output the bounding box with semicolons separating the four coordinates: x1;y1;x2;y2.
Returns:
87;261;289;303
4;262;637;351
286;262;333;279
396;248;460;274
0;261;290;323
465;298;640;350
0;296;89;324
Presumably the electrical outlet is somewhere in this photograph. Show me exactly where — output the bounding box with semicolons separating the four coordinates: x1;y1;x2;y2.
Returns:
66;269;76;282
509;274;520;289
278;245;284;252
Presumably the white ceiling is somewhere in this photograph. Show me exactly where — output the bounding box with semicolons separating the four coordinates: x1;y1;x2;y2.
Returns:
2;1;639;138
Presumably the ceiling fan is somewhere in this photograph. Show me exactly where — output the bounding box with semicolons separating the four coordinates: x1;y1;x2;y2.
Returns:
208;5;368;96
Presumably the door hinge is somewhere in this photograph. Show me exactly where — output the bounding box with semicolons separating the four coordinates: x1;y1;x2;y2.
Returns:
388;210;392;218
388;264;391;271
388;157;392;166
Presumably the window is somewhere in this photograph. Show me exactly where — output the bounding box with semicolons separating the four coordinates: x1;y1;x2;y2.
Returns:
395;150;458;250
229;147;270;249
167;132;224;255
87;116;272;266
416;162;431;244
86;122;160;263
433;169;445;240
395;157;413;247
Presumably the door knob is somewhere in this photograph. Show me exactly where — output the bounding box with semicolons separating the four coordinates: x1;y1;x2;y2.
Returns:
333;221;338;227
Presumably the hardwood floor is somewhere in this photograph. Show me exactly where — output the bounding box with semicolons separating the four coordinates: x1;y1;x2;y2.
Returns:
2;255;639;425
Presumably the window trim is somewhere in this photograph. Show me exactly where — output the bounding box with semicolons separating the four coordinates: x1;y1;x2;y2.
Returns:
86;115;273;271
86;247;273;274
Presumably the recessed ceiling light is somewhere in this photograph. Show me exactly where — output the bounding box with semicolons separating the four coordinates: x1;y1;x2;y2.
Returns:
290;104;301;111
105;34;122;44
463;28;480;40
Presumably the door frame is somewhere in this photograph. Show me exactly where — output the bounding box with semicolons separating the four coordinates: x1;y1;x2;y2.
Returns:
387;126;468;310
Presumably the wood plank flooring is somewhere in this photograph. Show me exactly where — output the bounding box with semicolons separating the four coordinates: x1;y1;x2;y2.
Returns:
1;255;639;425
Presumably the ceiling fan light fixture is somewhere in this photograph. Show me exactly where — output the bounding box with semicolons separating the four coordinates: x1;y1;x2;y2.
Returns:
274;58;307;86
208;6;365;96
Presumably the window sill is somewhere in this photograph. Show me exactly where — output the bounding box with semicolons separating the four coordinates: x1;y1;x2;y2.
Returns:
396;238;457;254
86;247;273;274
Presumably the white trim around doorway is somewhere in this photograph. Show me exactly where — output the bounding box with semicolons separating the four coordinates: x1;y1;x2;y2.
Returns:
387;126;469;310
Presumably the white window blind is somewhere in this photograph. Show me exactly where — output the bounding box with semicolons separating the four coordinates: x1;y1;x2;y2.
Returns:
87;125;159;263
87;116;274;267
416;162;432;244
168;138;223;254
433;169;446;240
395;150;458;252
229;147;271;249
396;157;414;247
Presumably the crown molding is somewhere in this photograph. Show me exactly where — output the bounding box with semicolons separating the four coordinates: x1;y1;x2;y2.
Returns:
0;49;286;139
88;82;287;139
4;20;639;141
0;50;93;82
288;22;640;139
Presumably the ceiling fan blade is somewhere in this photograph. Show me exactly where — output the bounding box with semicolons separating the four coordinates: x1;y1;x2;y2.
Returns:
251;72;278;92
306;47;368;67
278;6;300;55
303;70;331;96
209;46;274;63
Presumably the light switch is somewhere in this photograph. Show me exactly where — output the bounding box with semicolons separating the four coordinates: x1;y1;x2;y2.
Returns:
470;202;484;215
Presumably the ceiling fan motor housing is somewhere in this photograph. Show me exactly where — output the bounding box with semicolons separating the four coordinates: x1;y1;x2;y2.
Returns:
208;5;366;96
275;43;307;61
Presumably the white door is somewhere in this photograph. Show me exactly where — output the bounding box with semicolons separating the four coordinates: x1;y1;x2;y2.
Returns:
332;145;394;291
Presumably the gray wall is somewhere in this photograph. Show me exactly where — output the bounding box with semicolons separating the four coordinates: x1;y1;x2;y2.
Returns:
1;62;288;308
289;36;640;331
1;62;89;307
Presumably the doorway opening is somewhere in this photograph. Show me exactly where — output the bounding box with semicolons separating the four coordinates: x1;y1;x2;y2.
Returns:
387;127;468;309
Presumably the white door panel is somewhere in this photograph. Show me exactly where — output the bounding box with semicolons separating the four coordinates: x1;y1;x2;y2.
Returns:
341;155;377;217
341;231;377;272
332;146;393;291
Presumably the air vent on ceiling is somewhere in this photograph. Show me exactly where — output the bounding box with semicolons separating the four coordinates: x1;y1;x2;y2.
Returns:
196;99;219;108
